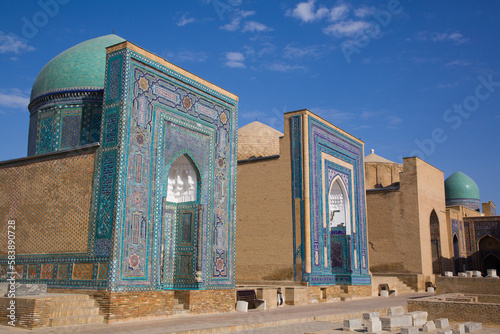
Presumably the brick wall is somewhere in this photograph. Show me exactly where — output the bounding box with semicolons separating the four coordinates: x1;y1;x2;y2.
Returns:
436;276;500;295
188;289;235;314
408;296;500;326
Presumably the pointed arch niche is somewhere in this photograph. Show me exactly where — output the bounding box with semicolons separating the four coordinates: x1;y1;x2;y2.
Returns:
328;176;351;235
161;152;202;289
166;154;199;203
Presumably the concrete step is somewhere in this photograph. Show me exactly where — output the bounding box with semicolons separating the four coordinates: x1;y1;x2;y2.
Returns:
51;306;100;318
174;303;188;311
50;315;104;327
51;299;96;309
396;280;416;293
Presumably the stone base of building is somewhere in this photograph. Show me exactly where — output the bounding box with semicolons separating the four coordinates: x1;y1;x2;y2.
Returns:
371;272;432;292
237;284;372;308
47;288;236;324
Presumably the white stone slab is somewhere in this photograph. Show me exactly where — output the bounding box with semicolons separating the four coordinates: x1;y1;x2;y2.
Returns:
423;321;436;332
436;318;450;329
236;301;248;312
466;271;473;277
472;270;482;277
363;312;380;320
487;269;498;278
380;315;412;331
444;271;453;277
405;311;428;327
438;330;453;334
426;287;435;293
464;322;482;333
380;290;389;297
387;305;405;316
365;317;382;332
401;327;418;334
458;272;467;277
344;318;362;331
453;323;465;334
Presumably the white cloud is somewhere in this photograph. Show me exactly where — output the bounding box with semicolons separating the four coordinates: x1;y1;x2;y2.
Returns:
0;89;29;110
283;44;323;59
264;62;305;72
165;50;208;63
220;10;255;31
286;0;329;23
242;21;272;33
387;116;402;125
353;6;377;18
323;20;370;38
445;59;471;67
225;52;245;68
415;30;469;44
330;4;349;21
177;14;196;27
0;32;35;54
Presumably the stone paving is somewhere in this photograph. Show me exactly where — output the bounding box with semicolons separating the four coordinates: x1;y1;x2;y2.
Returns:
0;293;498;334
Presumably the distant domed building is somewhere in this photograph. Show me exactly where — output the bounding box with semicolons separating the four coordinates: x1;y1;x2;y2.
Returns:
445;171;481;211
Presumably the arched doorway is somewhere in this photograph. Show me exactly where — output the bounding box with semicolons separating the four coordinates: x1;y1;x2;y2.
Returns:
430;210;442;275
478;235;500;274
453;235;460;275
329;177;351;273
161;153;201;289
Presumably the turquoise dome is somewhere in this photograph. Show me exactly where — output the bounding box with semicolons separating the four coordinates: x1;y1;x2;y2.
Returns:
445;171;480;201
30;34;125;102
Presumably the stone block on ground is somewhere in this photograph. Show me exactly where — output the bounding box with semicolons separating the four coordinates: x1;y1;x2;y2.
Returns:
466;271;473;277
438;330;452;334
472;271;482;277
343;318;362;331
453;324;465;334
363;312;380;320
423;321;436;332
401;327;418;334
380;290;389;297
464;322;482;333
444;271;453;277
458;272;467;277
365;317;382;332
436;318;450;329
380;315;412;331
405;311;428;327
387;305;405;316
236;301;248;312
487;269;498;278
427;287;435;293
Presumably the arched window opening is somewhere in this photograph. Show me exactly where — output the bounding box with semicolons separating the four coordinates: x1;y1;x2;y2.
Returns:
430;210;442;275
329;178;351;235
166;155;198;203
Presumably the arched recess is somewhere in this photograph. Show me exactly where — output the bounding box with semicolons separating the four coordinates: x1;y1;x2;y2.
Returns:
328;176;351;273
161;153;202;289
453;234;460;274
478;235;500;274
328;177;351;235
430;210;442;275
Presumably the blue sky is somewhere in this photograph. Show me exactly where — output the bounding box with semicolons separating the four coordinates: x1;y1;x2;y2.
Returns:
0;0;499;207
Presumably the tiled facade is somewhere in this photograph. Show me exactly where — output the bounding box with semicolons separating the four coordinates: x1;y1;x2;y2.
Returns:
0;37;238;296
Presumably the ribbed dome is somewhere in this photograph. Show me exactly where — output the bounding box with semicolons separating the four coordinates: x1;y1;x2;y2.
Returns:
238;121;283;160
30;34;125;102
445;171;480;201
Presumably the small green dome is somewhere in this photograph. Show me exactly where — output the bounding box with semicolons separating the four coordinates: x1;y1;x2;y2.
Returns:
445;171;480;201
30;34;125;102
